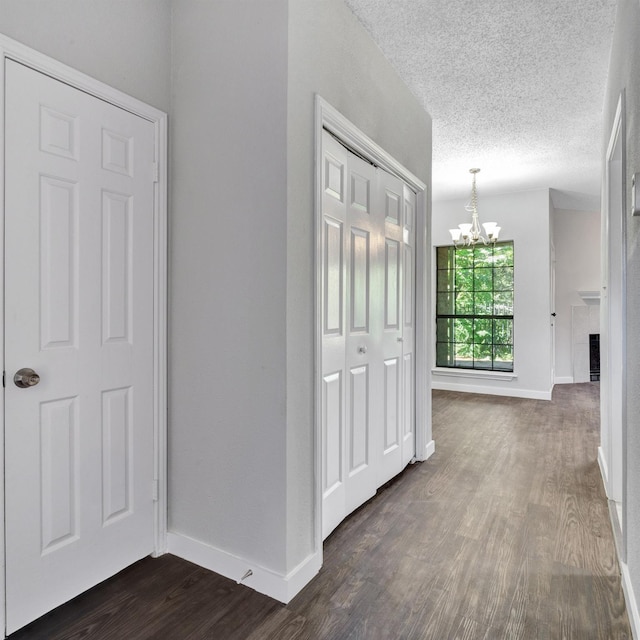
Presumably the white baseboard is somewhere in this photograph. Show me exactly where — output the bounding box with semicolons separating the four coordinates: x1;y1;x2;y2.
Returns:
431;380;552;401
621;561;639;639
167;532;321;604
425;439;435;459
554;376;574;384
598;446;610;497
415;439;435;462
603;460;637;639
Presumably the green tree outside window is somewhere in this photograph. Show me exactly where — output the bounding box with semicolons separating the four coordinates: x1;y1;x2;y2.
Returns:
436;242;514;371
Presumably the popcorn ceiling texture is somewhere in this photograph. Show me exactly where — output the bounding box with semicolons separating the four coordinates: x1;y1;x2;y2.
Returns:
343;0;617;204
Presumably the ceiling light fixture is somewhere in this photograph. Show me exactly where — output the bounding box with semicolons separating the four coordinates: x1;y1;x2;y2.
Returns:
449;168;501;246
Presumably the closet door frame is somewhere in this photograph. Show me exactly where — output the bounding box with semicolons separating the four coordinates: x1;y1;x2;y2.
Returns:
313;96;432;555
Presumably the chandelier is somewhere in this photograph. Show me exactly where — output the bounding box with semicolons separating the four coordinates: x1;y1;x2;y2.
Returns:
449;168;501;246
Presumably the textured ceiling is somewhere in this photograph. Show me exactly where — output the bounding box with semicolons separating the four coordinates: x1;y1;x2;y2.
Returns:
343;0;617;207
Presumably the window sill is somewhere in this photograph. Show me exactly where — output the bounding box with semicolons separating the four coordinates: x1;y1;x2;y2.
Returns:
431;367;518;382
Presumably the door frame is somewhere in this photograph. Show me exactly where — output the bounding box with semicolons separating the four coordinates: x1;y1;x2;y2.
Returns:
600;90;627;561
0;35;168;632
313;96;431;553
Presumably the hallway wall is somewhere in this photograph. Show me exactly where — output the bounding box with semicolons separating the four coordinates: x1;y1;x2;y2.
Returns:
602;0;640;632
0;0;171;111
168;0;290;577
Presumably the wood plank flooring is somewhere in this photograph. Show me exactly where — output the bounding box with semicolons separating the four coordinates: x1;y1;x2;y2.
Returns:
10;384;631;639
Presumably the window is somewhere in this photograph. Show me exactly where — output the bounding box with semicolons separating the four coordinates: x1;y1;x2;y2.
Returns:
436;242;514;371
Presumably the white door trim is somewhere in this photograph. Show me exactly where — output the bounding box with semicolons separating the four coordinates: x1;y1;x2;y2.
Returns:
313;95;432;557
0;34;168;633
600;90;627;561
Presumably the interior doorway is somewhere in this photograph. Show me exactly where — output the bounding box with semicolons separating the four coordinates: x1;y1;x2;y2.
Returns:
600;90;626;558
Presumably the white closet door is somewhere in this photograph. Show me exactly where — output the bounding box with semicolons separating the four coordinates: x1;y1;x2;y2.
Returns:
344;153;380;516
321;132;350;538
4;60;156;633
401;184;417;467
321;132;378;538
377;169;405;486
320;130;416;539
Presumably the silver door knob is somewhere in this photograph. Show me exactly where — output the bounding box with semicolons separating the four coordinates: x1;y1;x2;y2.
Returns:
14;368;40;388
358;346;367;354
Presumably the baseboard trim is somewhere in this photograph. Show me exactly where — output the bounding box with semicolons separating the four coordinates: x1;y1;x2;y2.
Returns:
425;439;435;460
604;460;636;639
431;380;552;401
415;438;436;462
598;446;609;497
621;560;639;639
554;376;574;384
167;532;321;604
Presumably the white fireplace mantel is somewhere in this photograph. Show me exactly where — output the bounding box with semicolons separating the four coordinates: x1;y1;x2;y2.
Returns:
578;291;601;305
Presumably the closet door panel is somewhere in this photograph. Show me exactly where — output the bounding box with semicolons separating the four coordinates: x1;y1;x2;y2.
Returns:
378;170;405;485
344;153;379;516
401;185;417;466
321;131;417;538
321;133;348;539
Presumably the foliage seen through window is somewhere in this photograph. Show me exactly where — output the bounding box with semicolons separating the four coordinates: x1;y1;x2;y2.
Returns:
436;242;514;371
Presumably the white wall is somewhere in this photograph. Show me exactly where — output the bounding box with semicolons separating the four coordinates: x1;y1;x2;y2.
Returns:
432;189;553;399
553;209;601;382
602;0;640;631
168;0;289;575
0;0;171;112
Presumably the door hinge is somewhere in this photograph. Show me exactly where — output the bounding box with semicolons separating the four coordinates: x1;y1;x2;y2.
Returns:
152;162;159;183
152;479;159;502
2;371;5;388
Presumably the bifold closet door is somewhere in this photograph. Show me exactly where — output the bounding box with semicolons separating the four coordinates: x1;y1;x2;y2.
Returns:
321;132;378;538
321;130;416;540
401;184;417;468
378;170;406;486
377;173;416;485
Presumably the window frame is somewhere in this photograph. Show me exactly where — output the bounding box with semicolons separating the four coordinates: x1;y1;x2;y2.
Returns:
435;241;514;372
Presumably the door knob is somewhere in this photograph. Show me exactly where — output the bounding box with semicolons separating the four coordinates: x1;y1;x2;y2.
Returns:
358;346;367;354
14;368;40;388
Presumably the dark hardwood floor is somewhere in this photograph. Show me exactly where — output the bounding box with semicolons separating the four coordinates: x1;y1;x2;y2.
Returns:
10;383;630;639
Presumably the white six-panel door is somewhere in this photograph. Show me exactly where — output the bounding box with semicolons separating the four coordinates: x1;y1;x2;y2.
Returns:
4;60;156;633
401;184;417;469
321;131;415;539
321;133;379;537
378;169;406;486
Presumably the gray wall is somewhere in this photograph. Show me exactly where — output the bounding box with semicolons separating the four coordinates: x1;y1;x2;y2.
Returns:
286;0;432;570
604;0;640;616
0;0;171;111
169;0;431;579
168;0;290;573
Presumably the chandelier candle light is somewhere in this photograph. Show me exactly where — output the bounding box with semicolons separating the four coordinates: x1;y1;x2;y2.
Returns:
449;168;501;246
